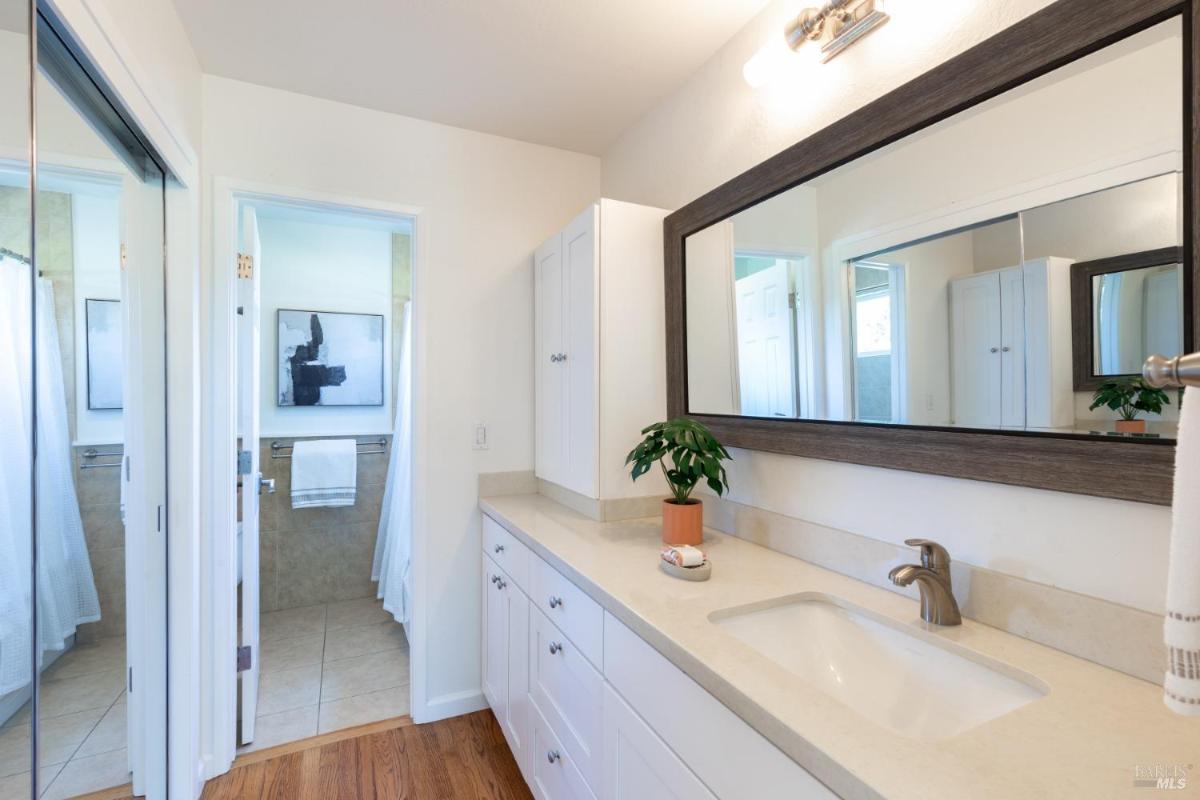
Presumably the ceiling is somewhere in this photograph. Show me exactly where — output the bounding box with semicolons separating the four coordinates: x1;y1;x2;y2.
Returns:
172;0;770;155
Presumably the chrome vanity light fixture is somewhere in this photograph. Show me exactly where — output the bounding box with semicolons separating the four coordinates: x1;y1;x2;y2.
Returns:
744;0;889;87
802;0;890;62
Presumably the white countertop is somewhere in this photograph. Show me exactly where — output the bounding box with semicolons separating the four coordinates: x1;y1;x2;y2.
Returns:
480;493;1199;800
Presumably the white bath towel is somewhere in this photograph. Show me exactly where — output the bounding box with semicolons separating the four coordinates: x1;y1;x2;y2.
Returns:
290;439;357;509
1166;387;1200;715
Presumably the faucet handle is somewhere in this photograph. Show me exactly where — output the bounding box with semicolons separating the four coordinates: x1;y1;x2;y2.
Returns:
904;538;951;570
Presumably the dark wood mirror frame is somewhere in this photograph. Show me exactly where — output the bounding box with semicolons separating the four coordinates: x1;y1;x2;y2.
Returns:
664;0;1197;505
1070;246;1191;391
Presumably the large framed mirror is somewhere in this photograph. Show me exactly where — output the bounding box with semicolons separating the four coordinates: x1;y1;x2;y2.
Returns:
665;0;1194;504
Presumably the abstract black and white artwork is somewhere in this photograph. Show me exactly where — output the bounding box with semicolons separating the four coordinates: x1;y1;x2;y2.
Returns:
85;298;122;410
278;309;384;407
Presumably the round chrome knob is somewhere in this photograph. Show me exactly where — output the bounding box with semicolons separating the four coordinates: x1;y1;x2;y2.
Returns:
494;544;505;553
496;579;507;590
548;596;562;609
989;347;999;353
558;353;567;362
548;641;563;655
491;574;500;585
547;750;560;764
1001;346;1011;352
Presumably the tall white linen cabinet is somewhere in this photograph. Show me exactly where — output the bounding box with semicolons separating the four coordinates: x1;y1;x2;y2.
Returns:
534;199;670;500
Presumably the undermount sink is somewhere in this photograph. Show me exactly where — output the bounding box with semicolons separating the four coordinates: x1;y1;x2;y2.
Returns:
710;593;1047;739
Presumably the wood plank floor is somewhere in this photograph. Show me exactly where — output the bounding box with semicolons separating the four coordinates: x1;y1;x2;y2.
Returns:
86;711;531;800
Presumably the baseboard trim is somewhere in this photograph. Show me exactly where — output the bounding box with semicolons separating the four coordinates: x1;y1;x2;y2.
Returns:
415;689;488;724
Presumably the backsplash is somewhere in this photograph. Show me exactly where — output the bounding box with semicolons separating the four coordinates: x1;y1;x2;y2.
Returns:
257;436;390;612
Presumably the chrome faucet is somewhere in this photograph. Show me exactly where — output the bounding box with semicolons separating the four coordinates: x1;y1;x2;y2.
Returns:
888;539;962;626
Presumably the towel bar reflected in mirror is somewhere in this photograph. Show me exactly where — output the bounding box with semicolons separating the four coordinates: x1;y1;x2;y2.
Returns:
80;447;122;469
1144;353;1200;389
269;438;388;459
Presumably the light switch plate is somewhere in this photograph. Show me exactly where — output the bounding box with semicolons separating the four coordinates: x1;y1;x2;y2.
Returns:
472;422;489;450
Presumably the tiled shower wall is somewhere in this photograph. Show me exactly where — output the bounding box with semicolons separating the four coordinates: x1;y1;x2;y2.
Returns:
257;436;391;612
74;449;125;642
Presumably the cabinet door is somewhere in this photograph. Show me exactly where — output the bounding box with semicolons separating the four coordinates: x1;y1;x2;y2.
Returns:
535;233;566;484
505;588;532;782
603;686;716;800
950;272;1002;427
999;266;1026;428
561;206;597;497
482;557;509;723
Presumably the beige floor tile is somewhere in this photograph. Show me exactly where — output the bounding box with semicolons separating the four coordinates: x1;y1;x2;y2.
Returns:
0;762;62;800
323;621;407;662
237;705;318;754
0;725;32;780
260;634;325;674
257;664;321;715
320;650;409;702
74;697;126;758
324;598;391;631
36;707;108;767
317;685;409;734
38;670;123;719
260;605;327;643
40;749;129;800
41;638;125;682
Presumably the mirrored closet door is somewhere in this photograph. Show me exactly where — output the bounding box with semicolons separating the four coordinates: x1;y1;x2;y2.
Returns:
0;4;169;798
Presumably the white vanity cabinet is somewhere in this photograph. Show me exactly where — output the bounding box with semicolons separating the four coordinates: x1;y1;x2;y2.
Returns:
534;199;669;500
480;511;839;800
482;539;534;782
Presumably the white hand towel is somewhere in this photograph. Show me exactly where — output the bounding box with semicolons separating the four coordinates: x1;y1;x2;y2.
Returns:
290;439;358;509
1166;387;1200;715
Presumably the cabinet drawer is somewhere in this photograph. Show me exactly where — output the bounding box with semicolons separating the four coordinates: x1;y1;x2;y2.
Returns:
530;606;603;794
603;685;716;800
531;703;597;800
483;513;531;592
532;556;603;667
604;614;837;800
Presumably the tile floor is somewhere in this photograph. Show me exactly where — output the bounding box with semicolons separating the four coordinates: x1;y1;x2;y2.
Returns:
0;636;129;800
241;597;410;754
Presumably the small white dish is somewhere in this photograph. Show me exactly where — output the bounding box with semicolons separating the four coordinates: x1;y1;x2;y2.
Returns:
660;559;712;582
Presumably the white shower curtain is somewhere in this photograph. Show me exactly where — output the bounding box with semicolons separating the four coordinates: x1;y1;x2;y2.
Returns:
372;301;412;623
0;258;101;696
0;255;35;696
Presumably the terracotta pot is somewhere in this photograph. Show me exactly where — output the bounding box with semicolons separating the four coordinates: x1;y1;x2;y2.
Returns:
1115;418;1146;434
662;499;703;546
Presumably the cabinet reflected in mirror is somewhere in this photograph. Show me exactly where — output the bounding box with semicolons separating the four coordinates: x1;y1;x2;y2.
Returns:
683;15;1185;440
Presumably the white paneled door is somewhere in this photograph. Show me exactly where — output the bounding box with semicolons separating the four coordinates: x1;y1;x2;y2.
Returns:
734;260;796;418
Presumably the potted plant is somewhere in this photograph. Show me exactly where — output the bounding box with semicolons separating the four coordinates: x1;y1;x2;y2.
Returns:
1089;377;1171;434
625;418;731;545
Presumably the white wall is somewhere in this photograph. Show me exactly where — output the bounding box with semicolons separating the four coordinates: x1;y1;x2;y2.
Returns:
71;190;123;445
601;0;1173;615
202;74;602;715
257;215;394;437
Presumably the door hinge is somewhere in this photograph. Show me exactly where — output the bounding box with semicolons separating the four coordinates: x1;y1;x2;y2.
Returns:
237;253;254;279
120;243;127;271
128;666;133;693
237;450;252;475
788;291;797;310
237;646;252;672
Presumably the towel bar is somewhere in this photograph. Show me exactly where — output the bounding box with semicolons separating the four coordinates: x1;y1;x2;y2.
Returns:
80;447;122;469
270;438;388;459
1144;353;1200;389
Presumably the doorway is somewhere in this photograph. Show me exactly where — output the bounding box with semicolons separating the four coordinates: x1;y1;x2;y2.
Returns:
228;196;416;753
